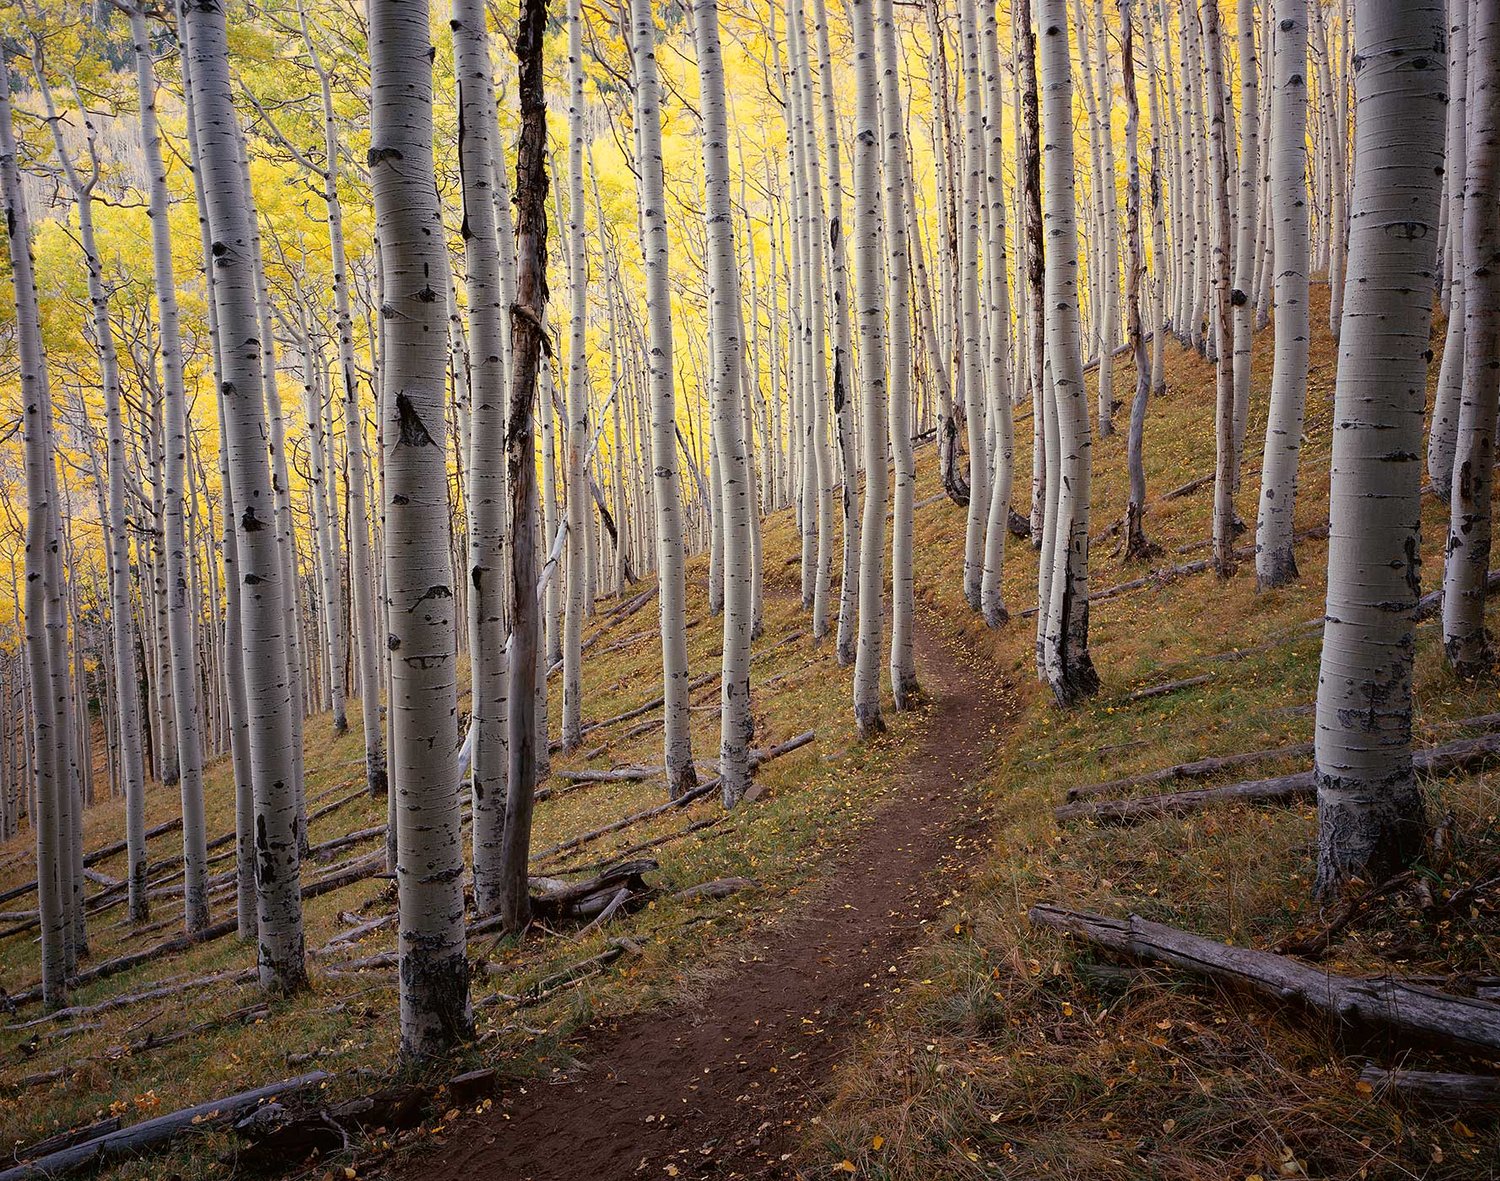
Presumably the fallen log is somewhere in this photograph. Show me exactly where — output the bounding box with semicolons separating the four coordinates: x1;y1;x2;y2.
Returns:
553;764;661;784
673;877;757;902
1161;473;1213;500
228;1083;430;1170
1122;674;1214;704
548;815;726;879
528;858;658;921
1066;742;1316;802
0;1071;332;1181
1055;732;1500;824
1028;904;1500;1055
9;1119;122;1162
1358;1066;1500;1110
5;967;260;1030
572;888;633;938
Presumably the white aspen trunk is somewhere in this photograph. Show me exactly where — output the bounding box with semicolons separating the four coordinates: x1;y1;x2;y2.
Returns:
369;0;471;1056
540;360;561;666
979;0;1016;628
1255;0;1312;588
1017;0;1047;548
880;0;918;708
1231;0;1261;467
452;0;509;916
1440;0;1500;675
1314;0;1446;895
561;2;588;752
1202;0;1240;580
1;65;69;1008
1312;1;1347;339
958;0;991;611
1091;0;1121;437
181;0;306;995
129;4;209;935
629;0;697;799
1038;0;1100;704
1121;0;1154;561
693;0;755;806
810;0;861;667
850;0;887;736
1427;0;1469;500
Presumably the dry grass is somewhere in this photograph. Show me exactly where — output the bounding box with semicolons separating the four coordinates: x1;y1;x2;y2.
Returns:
817;286;1500;1180
0;504;935;1176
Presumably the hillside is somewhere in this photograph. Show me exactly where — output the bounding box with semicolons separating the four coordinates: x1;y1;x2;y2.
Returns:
2;282;1497;1181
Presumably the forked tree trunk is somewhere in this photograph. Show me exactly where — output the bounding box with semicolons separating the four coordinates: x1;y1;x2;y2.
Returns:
1314;0;1446;895
368;0;471;1055
1256;0;1312;589
180;0;307;996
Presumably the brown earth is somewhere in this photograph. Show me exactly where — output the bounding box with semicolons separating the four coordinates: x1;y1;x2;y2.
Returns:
394;609;1010;1181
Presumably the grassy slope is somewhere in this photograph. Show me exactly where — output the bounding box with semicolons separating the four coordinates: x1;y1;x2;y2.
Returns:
0;507;931;1174
819;286;1500;1179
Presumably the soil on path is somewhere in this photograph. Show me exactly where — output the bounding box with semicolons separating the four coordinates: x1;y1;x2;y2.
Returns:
402;611;1009;1180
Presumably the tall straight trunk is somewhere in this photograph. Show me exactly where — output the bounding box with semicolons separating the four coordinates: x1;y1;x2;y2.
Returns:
1121;0;1154;561
560;0;588;752
850;0;886;736
500;0;549;933
1202;0;1239;579
1090;0;1120;437
1255;0;1311;589
1427;0;1469;500
369;0;471;1056
453;0;510;916
1017;0;1047;548
1312;1;1347;338
181;0;306;995
1;64;68;1009
1441;0;1500;675
958;0;991;610
979;0;1015;628
1037;0;1100;704
30;54;150;924
693;0;755;806
129;4;209;935
811;0;861;667
1314;0;1446;895
1231;0;1261;465
880;0;918;708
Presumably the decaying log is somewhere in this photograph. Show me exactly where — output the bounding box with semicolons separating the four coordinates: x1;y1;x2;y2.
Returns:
549;816;727;879
553;764;661;784
573;888;633;938
1029;904;1500;1054
1055;732;1500;825
1067;742;1316;802
673;877;757;902
1121;674;1215;703
0;1071;332;1180
1161;473;1213;499
9;1119;122;1162
1357;1066;1500;1110
528;858;658;921
228;1083;432;1170
5;966;260;1030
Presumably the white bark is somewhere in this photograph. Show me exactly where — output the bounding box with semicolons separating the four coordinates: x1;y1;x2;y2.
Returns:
1314;0;1446;894
1255;0;1311;588
368;0;471;1054
561;0;588;752
1231;0;1261;466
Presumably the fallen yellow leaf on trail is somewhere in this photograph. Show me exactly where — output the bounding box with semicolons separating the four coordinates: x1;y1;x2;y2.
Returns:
871;1135;885;1150
833;1161;857;1174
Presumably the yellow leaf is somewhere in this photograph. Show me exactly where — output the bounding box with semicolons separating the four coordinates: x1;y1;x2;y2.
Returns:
871;1135;885;1150
833;1162;857;1174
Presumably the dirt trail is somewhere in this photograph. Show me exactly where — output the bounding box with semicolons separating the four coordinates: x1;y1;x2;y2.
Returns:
404;611;1008;1180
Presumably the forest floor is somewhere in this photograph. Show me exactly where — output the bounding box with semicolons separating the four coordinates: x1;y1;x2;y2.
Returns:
2;283;1498;1181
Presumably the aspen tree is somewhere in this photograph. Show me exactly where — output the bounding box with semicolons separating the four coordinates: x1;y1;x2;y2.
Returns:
1121;0;1154;561
850;0;886;736
1314;0;1446;894
1;61;68;1008
1441;0;1500;675
453;0;509;913
1037;0;1100;704
1017;0;1048;548
181;0;307;994
631;0;697;799
128;3;210;935
368;0;472;1054
1201;0;1239;580
1231;0;1261;465
500;0;550;933
693;0;755;805
880;0;918;707
560;0;588;752
1255;0;1311;589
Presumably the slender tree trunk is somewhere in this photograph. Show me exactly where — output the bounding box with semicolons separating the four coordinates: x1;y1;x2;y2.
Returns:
1314;0;1446;895
181;0;307;995
1037;0;1100;704
1441;0;1500;675
1255;0;1311;589
1121;0;1154;561
959;0;991;610
1231;0;1261;467
369;0;471;1056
